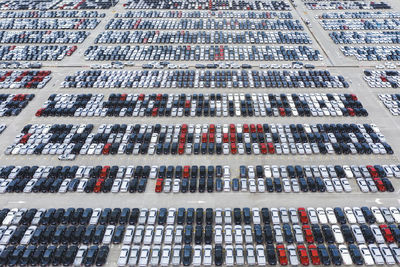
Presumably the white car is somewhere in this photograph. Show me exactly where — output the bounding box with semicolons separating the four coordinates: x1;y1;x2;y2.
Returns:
338;245;353;265
160;245;171;267
74;245;88;266
360;244;375;265
102;225;115;245
118;245;130;266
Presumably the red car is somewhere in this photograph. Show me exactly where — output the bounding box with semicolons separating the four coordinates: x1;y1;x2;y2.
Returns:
181;124;188;133
297;245;310;266
209;133;215;143
302;225;314;244
100;166;110;178
178;143;184;155
94;179;104;193
35;108;44;116
202;133;208;143
373;177;386;192
19;133;31;144
155;179;163;193
223;133;229;143
308;245;320;265
229;133;236;143
102;143;111;155
260;143;267;154
366;165;378;178
179;134;186;143
243;124;249;133
276;244;288;265
257;124;263;133
230;143;237;154
267;143;275;154
379;224;394;243
250;124;256;133
298;208;309;224
229;124;235;133
183;166;190;178
279;107;286;116
347;108;355;116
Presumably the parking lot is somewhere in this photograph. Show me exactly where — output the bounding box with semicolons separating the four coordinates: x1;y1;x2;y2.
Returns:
0;0;400;265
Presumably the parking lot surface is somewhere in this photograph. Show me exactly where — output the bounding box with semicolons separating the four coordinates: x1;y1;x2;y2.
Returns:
0;0;400;265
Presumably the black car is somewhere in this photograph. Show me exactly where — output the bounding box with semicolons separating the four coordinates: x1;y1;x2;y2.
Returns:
214;245;223;266
317;244;331;266
183;245;192;266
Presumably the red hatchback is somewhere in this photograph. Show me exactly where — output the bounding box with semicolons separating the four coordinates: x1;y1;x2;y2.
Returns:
267;143;275;154
230;143;237;154
374;177;386;192
297;245;310;266
298;208;309;224
379;224;394;243
260;143;267;154
308;245;320;265
366;165;378;178
302;225;314;243
102;143;111;155
94;178;104;193
100;166;110;178
276;244;288;265
155;179;163;193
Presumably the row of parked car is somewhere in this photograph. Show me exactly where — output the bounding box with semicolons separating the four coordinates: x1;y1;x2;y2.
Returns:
5;122;392;156
156;174;357;194
364;69;399;88
2;205;400;266
157;164;395;194
0;45;77;61
240;164;400;179
0;244;108;266
0;165;222;194
95;30;311;45
341;46;400;61
378;94;400;116
304;1;391;10
0;93;34;117
0;30;89;44
0;163;393;194
0;0;117;10
105;18;304;31
320;19;400;30
115;10;293;19
4;206;400;227
0;172;148;194
61;69;347;89
36;92;366;118
0;10;105;18
0;18;100;30
117;242;400;266
0;70;51;89
236;165;394;193
84;45;323;62
124;0;290;11
329;31;400;44
318;11;400;20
